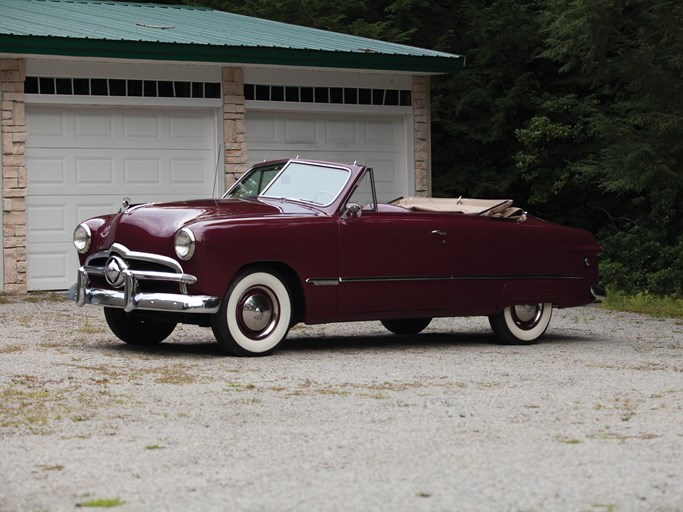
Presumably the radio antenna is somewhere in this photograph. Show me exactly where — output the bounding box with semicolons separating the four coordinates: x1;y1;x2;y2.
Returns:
212;144;223;198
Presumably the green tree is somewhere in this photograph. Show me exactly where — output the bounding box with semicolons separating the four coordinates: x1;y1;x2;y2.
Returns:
521;0;683;294
430;1;549;202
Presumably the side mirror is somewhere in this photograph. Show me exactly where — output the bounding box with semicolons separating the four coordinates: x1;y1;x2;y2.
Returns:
341;203;363;220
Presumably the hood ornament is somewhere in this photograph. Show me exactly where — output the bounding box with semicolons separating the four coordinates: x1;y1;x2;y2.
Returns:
120;197;131;213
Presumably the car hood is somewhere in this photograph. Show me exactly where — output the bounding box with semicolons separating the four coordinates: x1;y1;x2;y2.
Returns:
108;198;320;253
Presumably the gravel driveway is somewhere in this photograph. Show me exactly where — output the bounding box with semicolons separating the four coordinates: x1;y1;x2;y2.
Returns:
1;294;682;512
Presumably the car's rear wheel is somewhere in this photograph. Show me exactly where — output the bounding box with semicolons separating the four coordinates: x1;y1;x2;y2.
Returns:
489;303;552;344
103;307;176;345
381;317;432;335
211;269;292;356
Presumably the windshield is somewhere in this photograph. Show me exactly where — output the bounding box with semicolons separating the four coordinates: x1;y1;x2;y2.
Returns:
260;162;351;206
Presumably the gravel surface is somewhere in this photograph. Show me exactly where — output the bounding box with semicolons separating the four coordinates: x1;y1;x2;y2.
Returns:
1;294;682;512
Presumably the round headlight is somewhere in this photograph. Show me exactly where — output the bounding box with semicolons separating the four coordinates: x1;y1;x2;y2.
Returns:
174;228;196;260
73;223;91;253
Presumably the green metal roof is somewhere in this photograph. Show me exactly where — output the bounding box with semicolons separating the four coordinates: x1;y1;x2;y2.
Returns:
0;0;464;73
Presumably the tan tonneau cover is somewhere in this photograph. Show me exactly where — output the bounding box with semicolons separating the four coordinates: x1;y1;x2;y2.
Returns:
390;197;526;221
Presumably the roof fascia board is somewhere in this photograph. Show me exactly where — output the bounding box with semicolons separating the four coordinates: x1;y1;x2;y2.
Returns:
0;35;464;74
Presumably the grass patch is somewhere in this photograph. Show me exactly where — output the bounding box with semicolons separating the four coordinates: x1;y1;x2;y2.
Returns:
602;290;683;319
148;365;198;385
0;344;22;354
23;291;67;303
1;375;117;433
78;321;107;334
554;435;582;444
76;497;124;508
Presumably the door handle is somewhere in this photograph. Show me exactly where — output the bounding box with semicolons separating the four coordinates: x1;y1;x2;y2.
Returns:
431;229;447;236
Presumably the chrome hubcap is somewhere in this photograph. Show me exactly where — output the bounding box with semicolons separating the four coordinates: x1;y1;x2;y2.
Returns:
237;287;279;339
511;304;543;330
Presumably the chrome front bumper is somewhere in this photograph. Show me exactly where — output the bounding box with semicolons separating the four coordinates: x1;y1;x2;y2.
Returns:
68;266;220;314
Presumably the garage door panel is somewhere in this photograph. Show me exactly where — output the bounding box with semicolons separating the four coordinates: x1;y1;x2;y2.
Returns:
76;157;115;186
284;118;317;144
365;120;401;147
123;157;161;185
171;158;214;185
27;245;71;291
170;113;213;142
26;201;69;243
28;110;67;139
122;113;160;140
246;116;277;143
26;156;67;187
324;119;358;144
75;112;113;139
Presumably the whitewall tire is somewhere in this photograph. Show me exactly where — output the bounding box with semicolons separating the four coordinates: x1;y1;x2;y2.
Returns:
211;269;292;356
489;303;553;345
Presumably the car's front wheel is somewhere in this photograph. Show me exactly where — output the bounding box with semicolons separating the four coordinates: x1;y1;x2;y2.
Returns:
211;269;292;356
381;317;432;335
488;303;552;344
103;307;177;345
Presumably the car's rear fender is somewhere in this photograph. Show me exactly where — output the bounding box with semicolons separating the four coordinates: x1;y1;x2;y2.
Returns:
495;280;563;314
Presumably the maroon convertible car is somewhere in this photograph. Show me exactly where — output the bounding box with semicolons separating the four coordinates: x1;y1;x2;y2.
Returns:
68;158;604;356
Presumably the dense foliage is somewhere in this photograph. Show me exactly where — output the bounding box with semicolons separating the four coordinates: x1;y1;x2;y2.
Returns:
147;0;683;295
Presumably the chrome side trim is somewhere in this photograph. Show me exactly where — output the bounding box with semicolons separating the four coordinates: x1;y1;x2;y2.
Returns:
339;276;451;283
452;274;584;281
332;274;584;284
306;278;340;287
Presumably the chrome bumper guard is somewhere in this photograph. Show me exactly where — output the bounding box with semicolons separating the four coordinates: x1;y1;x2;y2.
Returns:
68;266;220;314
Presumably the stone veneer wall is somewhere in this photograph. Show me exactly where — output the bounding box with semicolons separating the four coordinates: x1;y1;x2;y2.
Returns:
412;75;431;197
1;59;27;293
222;67;248;189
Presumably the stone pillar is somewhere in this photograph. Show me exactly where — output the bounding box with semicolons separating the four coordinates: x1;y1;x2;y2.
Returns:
412;75;431;197
1;59;27;294
222;67;248;191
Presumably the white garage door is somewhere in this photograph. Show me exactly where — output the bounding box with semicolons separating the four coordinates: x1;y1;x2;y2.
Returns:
26;105;218;290
246;111;408;202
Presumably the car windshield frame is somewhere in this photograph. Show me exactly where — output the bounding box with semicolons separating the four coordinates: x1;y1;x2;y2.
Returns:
259;161;352;207
221;162;285;199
